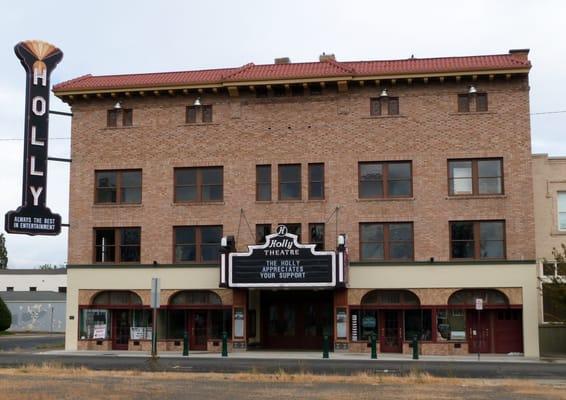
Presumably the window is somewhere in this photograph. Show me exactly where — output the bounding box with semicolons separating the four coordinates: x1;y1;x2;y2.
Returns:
256;224;271;244
107;109;118;127
29;287;37;291
186;106;197;123
458;92;488;112
94;227;141;263
309;223;325;250
370;97;399;116
58;286;67;293
256;165;272;201
174;226;222;263
359;223;413;261
450;221;505;259
279;164;301;200
436;309;466;341
186;104;213;123
308;163;324;200
122;109;133;127
280;223;301;242
448;159;503;195
558;192;566;231
174;167;223;202
6;287;14;292
359;161;412;198
95;170;142;204
107;108;133;127
404;310;432;341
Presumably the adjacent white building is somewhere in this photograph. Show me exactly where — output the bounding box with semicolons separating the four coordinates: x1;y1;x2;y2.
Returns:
0;269;67;292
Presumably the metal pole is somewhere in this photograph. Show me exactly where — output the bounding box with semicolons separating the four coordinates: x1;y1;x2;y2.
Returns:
477;309;480;361
151;308;157;358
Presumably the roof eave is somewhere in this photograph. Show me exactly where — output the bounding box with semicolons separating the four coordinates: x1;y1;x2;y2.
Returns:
52;67;530;99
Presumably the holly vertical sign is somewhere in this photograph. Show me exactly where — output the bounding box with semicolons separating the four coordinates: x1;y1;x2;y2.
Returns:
5;41;63;236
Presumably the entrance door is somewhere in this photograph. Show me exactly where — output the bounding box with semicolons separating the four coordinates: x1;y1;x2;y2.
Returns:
189;311;208;350
261;291;333;350
467;310;491;353
111;309;130;350
493;309;523;353
380;310;402;353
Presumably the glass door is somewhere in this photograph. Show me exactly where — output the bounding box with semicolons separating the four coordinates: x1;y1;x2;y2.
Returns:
380;310;402;353
111;309;130;350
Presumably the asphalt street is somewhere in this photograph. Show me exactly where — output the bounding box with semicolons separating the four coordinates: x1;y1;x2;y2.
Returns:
0;352;565;379
0;334;64;351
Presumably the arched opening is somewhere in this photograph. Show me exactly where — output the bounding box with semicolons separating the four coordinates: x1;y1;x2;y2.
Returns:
361;290;420;306
169;290;222;306
81;290;148;350
91;290;142;306
352;290;428;353
166;290;230;350
448;289;509;307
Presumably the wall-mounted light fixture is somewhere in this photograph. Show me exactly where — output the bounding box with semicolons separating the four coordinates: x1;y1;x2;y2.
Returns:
379;88;388;98
468;85;477;94
113;101;122;109
193;97;201;106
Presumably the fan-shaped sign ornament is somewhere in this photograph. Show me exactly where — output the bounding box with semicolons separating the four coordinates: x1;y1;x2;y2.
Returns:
4;40;63;236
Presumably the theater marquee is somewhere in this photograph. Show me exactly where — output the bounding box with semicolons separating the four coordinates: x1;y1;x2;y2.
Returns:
221;225;348;288
4;40;63;236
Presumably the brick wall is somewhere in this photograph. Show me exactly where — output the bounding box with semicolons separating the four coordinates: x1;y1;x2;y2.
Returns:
67;77;534;264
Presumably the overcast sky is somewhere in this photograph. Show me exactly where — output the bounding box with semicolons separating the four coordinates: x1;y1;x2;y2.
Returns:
1;1;565;269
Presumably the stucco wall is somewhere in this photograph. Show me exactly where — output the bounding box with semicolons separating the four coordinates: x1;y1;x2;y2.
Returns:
6;301;66;332
532;154;566;260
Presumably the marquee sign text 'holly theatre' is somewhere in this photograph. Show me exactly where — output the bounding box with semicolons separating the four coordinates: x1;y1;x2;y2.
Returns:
5;40;63;236
222;226;347;288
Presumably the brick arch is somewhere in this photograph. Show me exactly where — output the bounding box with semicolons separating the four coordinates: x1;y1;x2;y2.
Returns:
90;290;143;305
348;288;422;306
168;290;222;305
161;288;233;306
361;289;421;306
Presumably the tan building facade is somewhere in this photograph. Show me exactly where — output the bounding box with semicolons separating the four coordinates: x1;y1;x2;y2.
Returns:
55;50;540;357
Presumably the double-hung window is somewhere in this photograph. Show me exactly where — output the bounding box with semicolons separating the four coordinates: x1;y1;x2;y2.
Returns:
95;170;142;204
174;167;223;202
174;226;222;263
558;192;566;231
279;164;301;200
94;227;141;263
448;159;503;195
359;161;412;198
256;165;272;201
450;221;505;259
359;223;413;261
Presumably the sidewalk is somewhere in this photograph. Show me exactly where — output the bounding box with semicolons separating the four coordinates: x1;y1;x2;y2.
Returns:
39;349;563;363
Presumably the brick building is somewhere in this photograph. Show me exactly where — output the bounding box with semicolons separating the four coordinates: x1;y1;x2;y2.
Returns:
53;50;539;356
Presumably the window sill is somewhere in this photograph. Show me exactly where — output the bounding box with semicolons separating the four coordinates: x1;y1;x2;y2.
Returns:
93;203;143;208
449;111;496;116
361;115;407;119
550;230;566;237
173;201;225;206
356;197;414;202
445;194;506;200
178;123;220;127
102;126;137;130
276;199;305;203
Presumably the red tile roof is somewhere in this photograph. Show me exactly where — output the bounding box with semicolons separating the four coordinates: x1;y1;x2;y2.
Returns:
52;52;530;94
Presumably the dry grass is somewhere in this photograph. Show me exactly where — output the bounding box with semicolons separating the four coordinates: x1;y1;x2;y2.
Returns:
0;363;563;400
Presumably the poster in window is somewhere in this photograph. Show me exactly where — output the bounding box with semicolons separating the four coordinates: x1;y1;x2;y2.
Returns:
336;308;347;339
93;324;107;339
234;308;244;338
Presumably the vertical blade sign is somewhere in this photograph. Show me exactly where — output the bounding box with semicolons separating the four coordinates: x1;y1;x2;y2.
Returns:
4;40;63;236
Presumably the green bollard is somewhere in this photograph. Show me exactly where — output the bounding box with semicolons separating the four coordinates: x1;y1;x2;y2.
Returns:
221;331;228;357
322;335;329;359
370;333;377;359
183;331;189;357
412;335;419;360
